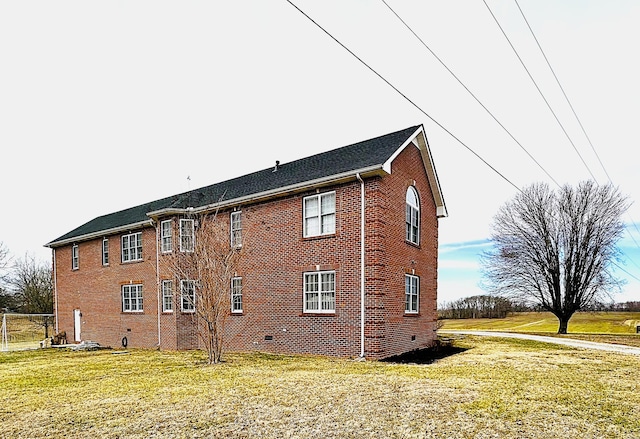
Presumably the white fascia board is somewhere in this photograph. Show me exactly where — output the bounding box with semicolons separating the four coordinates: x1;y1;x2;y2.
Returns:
382;125;448;218
45;219;154;248
188;165;385;215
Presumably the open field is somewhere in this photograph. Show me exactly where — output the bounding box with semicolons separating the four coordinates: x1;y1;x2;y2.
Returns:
439;312;640;347
2;337;640;438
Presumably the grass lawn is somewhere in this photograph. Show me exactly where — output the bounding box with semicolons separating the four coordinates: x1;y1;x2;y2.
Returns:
440;312;640;347
1;338;640;438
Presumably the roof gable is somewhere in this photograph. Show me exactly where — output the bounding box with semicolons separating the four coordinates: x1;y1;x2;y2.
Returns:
46;125;446;247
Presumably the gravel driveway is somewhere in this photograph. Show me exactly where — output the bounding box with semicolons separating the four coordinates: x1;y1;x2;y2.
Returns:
439;330;640;355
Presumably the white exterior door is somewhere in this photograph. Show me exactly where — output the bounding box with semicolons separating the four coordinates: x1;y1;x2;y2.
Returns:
73;309;81;342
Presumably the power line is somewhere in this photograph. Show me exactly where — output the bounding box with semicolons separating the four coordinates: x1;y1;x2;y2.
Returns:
283;0;522;193
379;0;561;188
482;0;598;182
513;0;640;269
513;0;611;184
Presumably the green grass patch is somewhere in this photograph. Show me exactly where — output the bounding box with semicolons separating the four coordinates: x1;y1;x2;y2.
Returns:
440;311;640;334
1;339;640;438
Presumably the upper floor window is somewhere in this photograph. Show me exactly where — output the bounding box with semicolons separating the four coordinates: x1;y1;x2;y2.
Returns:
162;280;173;313
180;219;194;252
122;232;143;262
122;284;143;312
161;220;173;253
303;271;335;313
231;211;242;248
231;277;242;313
71;244;79;270
180;279;196;313
303;192;336;237
405;274;419;314
406;186;420;245
102;238;109;266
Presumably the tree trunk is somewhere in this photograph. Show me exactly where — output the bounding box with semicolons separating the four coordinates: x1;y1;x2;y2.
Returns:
557;316;569;334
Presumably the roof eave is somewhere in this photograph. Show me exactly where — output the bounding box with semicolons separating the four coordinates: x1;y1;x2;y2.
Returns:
45;219;154;249
383;125;447;218
169;165;387;217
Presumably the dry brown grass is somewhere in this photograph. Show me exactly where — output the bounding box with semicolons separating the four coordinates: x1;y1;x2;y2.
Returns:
1;337;639;438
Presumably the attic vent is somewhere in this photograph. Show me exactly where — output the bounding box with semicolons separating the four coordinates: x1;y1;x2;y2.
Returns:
273;161;280;172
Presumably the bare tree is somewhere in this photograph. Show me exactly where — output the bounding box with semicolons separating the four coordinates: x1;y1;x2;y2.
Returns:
162;211;243;364
10;253;54;337
0;241;10;284
481;181;629;334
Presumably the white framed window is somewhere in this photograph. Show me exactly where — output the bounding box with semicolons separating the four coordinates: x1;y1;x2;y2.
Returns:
406;186;420;245
122;284;143;312
102;238;109;266
231;211;242;248
162;280;173;313
161;220;173;253
71;244;79;270
303;271;335;313
231;277;242;313
303;192;336;237
180;280;196;313
180;219;194;252
405;274;419;314
122;232;143;262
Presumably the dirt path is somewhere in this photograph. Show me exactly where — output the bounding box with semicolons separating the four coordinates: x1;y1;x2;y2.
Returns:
439;330;640;355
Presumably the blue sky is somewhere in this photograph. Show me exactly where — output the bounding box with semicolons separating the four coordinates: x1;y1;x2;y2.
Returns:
1;1;639;304
438;225;640;306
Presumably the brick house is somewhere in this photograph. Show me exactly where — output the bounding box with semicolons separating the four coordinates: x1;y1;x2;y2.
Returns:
46;125;446;359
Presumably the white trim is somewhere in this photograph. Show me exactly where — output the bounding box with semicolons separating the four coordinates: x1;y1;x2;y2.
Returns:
122;284;144;312
231;276;242;313
71;244;79;270
180;279;196;313
303;191;336;238
121;231;143;262
405;274;419;314
161;280;174;313
102;238;109;266
230;211;242;248
382;126;447;218
45;219;154;248
356;173;365;359
179;219;195;253
160;219;173;253
303;270;336;314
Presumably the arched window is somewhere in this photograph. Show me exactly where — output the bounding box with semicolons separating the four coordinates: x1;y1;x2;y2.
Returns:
406;186;420;245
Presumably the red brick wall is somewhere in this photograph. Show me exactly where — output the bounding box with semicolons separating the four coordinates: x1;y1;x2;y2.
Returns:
55;228;160;349
53;141;440;358
375;142;439;358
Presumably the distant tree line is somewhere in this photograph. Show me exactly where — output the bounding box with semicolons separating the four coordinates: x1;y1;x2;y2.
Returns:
438;295;514;319
439;295;640;319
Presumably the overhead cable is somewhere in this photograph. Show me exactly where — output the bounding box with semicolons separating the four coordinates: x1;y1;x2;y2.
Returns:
380;0;560;188
284;0;522;193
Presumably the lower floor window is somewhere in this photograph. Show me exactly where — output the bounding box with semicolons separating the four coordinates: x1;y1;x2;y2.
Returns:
181;280;196;313
405;274;419;314
231;277;242;313
122;284;143;312
162;280;173;312
304;271;335;313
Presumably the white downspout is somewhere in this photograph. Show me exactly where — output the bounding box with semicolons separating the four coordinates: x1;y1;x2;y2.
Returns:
155;221;161;348
356;173;365;359
53;249;59;333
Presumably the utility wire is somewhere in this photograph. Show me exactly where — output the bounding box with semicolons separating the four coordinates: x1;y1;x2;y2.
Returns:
284;0;522;193
482;0;598;182
285;0;638;285
513;0;611;183
514;0;640;269
380;0;561;188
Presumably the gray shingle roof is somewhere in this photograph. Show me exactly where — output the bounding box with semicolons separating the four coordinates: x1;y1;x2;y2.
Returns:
47;125;423;247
